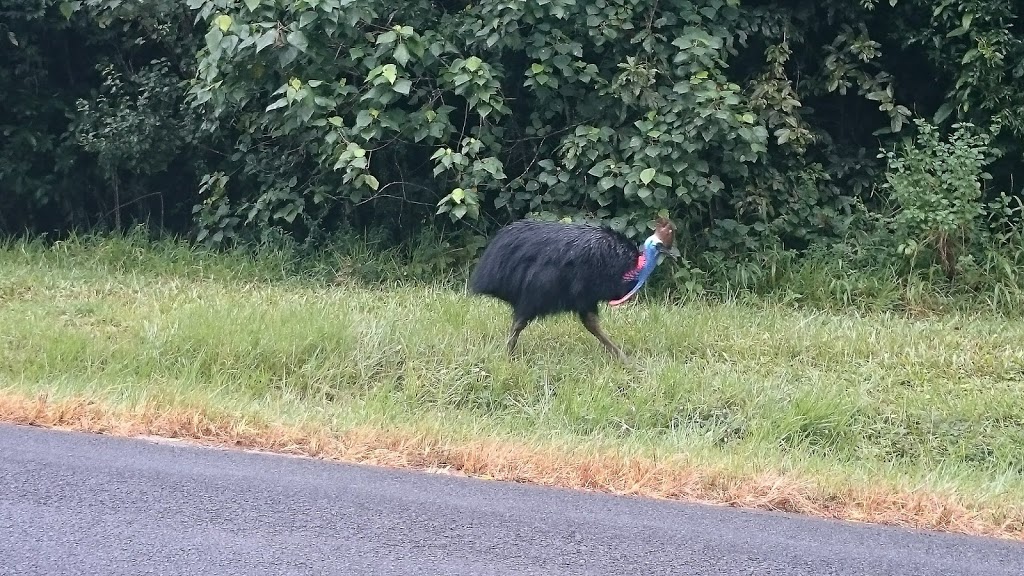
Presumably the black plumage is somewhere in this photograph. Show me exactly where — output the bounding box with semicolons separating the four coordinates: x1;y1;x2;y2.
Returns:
469;217;675;360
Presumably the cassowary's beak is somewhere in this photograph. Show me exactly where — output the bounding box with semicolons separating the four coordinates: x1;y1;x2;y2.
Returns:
657;244;679;260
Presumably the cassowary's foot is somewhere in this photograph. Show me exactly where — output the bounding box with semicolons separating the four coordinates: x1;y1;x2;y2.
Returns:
507;317;528;356
580;312;629;362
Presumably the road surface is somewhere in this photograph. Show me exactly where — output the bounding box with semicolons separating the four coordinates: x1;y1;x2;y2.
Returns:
0;423;1020;575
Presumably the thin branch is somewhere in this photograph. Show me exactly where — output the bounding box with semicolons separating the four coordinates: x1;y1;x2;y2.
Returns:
100;189;167;222
353;183;437;207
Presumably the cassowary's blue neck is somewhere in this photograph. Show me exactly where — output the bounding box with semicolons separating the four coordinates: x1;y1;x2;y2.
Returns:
608;235;662;307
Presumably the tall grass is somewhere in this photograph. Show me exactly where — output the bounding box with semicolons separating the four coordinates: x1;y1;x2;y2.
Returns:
2;231;1024;534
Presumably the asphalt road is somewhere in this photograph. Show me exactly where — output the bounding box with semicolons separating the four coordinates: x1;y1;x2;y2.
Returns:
0;423;1021;576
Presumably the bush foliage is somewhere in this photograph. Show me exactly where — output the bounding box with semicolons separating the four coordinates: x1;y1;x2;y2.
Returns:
2;0;1023;297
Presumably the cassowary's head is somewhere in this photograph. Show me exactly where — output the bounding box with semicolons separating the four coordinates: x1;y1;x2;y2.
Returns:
647;216;675;253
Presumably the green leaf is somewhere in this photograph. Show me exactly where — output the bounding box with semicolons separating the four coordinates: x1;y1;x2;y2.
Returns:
654;174;673;187
394;44;410;67
451;188;466;203
933;102;954;124
299;11;317;28
266;97;288;111
365;175;380;190
59;1;75;20
255;30;276;52
639;167;656;185
381;64;398;84
215;14;232;32
393;78;412;95
244;0;261;12
287;30;308;51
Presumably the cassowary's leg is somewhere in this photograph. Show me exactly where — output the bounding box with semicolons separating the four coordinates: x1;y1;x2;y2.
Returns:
507;316;529;355
579;311;628;362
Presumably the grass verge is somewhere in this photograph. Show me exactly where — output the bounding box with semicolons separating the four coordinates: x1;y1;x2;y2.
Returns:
2;234;1023;541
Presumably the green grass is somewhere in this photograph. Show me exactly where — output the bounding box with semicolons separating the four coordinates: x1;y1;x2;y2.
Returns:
2;233;1024;530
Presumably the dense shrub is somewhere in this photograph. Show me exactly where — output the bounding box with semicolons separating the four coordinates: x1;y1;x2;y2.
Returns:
1;0;1022;299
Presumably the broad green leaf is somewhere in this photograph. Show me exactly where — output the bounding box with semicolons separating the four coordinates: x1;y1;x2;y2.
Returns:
382;64;398;84
639;167;656;185
255;30;276;52
287;30;308;51
244;0;260;11
451;188;466;202
394;44;410;67
933;102;954;124
279;47;299;66
393;78;412;95
216;14;232;32
59;1;75;20
365;175;380;190
299;11;317;28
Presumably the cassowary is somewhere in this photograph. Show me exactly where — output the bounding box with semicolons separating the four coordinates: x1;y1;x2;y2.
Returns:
469;216;676;361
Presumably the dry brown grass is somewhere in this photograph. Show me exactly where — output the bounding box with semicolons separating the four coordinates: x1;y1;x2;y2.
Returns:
2;390;1022;542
